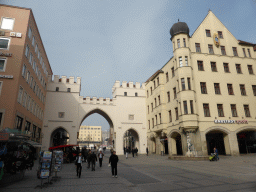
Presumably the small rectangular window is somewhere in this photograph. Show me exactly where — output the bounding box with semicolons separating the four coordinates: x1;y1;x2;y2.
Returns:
203;103;210;117
197;61;204;71
252;85;256;96
214;83;221;94
124;92;127;96
25;45;30;57
175;107;179;120
181;78;185;91
227;84;234;95
208;44;214;54
185;56;188;66
1;17;14;30
173;87;177;99
166;72;169;82
158;95;161;105
32;36;35;46
206;29;211;37
200;82;207;94
195;43;201;53
218;31;223;38
56;87;59;91
179;57;183;67
150;87;152;95
231;104;237;117
236;64;242;74
157;77;159;86
169;110;172;122
28;27;32;39
248;65;253;74
22;64;26;77
243;48;246;57
223;63;229;73
183;101;188;115
217;104;224;117
187;78;191;90
221;46;226;55
177;39;180;48
171;67;175;77
147;90;149;98
0;58;6;72
232;47;238;56
248;49;251;57
135;92;138;97
190;100;194;114
244;105;250;117
151;103;153;112
240;84;246;96
167;91;170;102
183;38;186;47
67;88;71;92
211;62;217;72
0;38;10;49
155;115;157;125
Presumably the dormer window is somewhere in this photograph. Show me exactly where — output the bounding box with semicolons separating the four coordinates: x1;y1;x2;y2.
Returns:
206;29;211;37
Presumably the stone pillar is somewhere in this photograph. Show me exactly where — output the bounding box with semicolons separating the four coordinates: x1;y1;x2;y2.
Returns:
156;136;161;155
171;137;177;155
223;134;231;155
200;131;208;156
229;132;240;156
168;137;172;157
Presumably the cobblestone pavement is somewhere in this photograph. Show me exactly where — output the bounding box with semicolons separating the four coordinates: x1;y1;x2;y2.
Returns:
1;153;256;192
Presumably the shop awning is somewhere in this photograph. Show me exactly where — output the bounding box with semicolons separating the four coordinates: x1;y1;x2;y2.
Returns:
24;140;42;147
49;144;78;150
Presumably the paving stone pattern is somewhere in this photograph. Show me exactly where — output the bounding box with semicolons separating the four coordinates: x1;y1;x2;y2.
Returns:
1;153;256;192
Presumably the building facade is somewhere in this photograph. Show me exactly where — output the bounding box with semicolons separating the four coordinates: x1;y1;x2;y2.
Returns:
146;11;256;157
0;4;53;145
78;125;102;147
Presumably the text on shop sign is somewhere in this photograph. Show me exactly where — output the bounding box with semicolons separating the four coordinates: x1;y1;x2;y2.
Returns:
214;120;248;124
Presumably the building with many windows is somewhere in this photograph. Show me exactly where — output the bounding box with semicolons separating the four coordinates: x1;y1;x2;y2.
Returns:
146;10;256;157
0;4;53;145
78;125;102;148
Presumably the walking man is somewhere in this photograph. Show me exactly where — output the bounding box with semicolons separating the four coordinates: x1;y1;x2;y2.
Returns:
90;152;97;171
135;147;138;156
146;147;148;156
109;151;119;178
98;151;104;167
75;153;83;178
87;150;91;169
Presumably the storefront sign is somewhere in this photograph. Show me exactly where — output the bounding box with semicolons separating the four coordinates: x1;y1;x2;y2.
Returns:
0;52;12;57
0;75;13;79
0;133;9;141
214;120;248;124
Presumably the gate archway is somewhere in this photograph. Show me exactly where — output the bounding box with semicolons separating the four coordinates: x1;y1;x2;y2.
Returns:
123;129;139;152
170;132;183;155
50;127;69;147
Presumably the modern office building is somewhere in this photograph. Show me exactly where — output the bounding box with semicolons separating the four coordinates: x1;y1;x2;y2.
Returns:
146;10;256;157
0;4;53;145
78;125;102;147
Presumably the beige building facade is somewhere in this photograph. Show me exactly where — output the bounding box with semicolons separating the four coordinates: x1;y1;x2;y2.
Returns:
0;4;52;145
79;125;102;143
146;11;256;157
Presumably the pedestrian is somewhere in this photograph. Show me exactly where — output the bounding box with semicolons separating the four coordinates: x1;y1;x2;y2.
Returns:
98;151;104;167
123;147;125;155
125;147;128;159
75;153;83;178
146;147;148;156
132;148;135;158
87;150;91;169
135;147;138;156
90;152;97;171
214;147;219;161
109;151;119;178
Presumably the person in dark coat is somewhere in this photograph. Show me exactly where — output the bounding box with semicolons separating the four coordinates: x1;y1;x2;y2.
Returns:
135;147;138;156
98;151;104;167
109;151;119;178
146;147;149;156
90;152;97;171
87;150;91;169
132;148;135;157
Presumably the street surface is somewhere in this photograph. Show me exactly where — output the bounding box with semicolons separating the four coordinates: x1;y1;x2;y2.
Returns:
1;152;256;192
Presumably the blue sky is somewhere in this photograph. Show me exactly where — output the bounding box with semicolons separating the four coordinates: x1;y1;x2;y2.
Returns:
2;0;256;131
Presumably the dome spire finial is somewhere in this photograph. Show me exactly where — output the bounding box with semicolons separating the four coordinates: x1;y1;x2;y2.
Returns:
178;19;179;22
